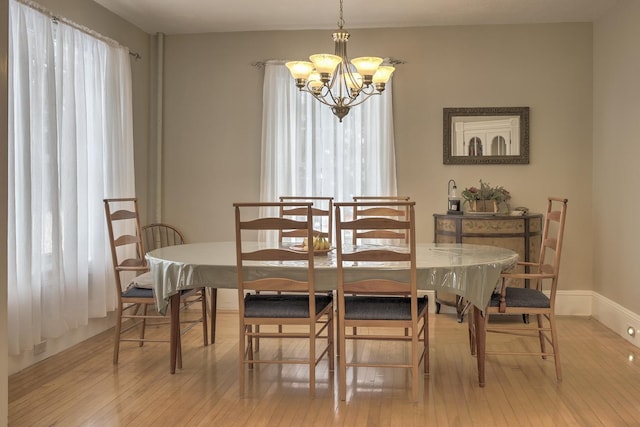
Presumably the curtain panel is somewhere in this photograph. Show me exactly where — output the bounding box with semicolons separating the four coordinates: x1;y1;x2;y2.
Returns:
8;0;135;355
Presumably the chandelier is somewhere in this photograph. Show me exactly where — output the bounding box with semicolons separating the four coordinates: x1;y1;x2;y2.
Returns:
285;0;395;122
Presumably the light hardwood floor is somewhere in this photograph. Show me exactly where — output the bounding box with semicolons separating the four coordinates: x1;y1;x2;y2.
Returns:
9;311;640;426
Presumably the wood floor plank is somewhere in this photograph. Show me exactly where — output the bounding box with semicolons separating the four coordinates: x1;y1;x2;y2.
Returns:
9;312;640;426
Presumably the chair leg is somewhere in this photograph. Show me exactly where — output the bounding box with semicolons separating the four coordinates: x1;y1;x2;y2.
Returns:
113;305;123;364
239;321;246;397
549;312;562;381
423;312;429;375
309;325;316;398
537;313;547;358
247;325;254;369
139;304;148;347
338;321;346;401
334;298;340;359
328;311;335;372
411;327;419;402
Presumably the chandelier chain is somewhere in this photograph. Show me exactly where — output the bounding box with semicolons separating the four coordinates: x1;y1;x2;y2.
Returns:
337;0;345;29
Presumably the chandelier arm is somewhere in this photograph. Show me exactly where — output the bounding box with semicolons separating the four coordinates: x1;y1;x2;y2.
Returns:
339;89;381;108
297;87;342;107
299;85;382;109
300;78;345;106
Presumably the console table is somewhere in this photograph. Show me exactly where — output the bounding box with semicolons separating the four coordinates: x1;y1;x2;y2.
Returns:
433;212;543;321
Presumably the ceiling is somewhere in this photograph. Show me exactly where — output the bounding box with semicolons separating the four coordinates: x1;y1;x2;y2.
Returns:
94;0;618;35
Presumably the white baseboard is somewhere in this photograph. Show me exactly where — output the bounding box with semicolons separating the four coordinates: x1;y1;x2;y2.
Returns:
551;290;593;316
592;292;640;348
541;289;639;349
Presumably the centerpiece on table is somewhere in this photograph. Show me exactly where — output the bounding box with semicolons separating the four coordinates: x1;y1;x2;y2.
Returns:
461;180;511;213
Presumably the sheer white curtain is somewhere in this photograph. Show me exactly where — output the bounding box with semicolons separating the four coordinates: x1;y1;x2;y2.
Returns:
8;0;135;355
260;61;397;207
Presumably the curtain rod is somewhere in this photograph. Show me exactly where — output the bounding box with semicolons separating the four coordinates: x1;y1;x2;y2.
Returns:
16;0;142;60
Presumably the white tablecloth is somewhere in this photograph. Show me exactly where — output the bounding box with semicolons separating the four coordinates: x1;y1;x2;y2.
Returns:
146;242;518;314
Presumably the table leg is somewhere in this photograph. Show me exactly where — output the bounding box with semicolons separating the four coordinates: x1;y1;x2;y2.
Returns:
473;305;486;387
170;293;180;374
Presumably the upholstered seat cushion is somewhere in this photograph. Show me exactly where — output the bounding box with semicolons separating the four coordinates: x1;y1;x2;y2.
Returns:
344;296;428;320
121;285;196;302
122;285;154;299
244;294;332;318
489;287;550;308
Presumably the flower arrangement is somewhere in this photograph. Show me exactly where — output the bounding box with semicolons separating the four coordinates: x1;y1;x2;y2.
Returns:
461;180;511;211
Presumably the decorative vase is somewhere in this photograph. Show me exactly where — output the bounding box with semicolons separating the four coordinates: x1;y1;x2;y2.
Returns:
471;199;498;213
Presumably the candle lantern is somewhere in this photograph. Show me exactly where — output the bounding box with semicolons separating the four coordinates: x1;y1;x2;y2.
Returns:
448;179;462;215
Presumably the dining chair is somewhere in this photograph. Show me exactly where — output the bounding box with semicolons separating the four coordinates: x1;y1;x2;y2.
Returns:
351;196;412;337
104;198;206;368
274;197;334;335
352;196;411;244
335;201;428;401
142;223;213;345
104;198;170;364
469;197;568;381
234;202;334;397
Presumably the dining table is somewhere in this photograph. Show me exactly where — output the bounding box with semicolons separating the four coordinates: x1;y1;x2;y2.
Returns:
145;241;518;386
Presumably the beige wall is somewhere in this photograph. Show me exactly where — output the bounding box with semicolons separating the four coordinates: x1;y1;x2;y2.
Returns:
162;23;594;294
593;0;640;314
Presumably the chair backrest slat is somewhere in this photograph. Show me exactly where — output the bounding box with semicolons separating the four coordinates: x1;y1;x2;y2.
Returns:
243;217;308;231
352;196;411;244
535;197;568;296
279;196;333;242
104;198;148;296
343;279;410;294
114;234;140;247
142;223;185;253
336;201;417;298
235;202;316;297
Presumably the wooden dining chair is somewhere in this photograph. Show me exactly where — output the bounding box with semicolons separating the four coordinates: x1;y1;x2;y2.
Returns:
335;201;428;401
352;196;411;244
104;198;206;368
274;197;334;334
351;196;412;336
142;223;213;345
469;197;568;381
234;202;334;397
104;198;172;364
142;223;185;249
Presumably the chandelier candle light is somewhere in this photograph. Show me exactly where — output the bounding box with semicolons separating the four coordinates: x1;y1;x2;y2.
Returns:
285;0;395;121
